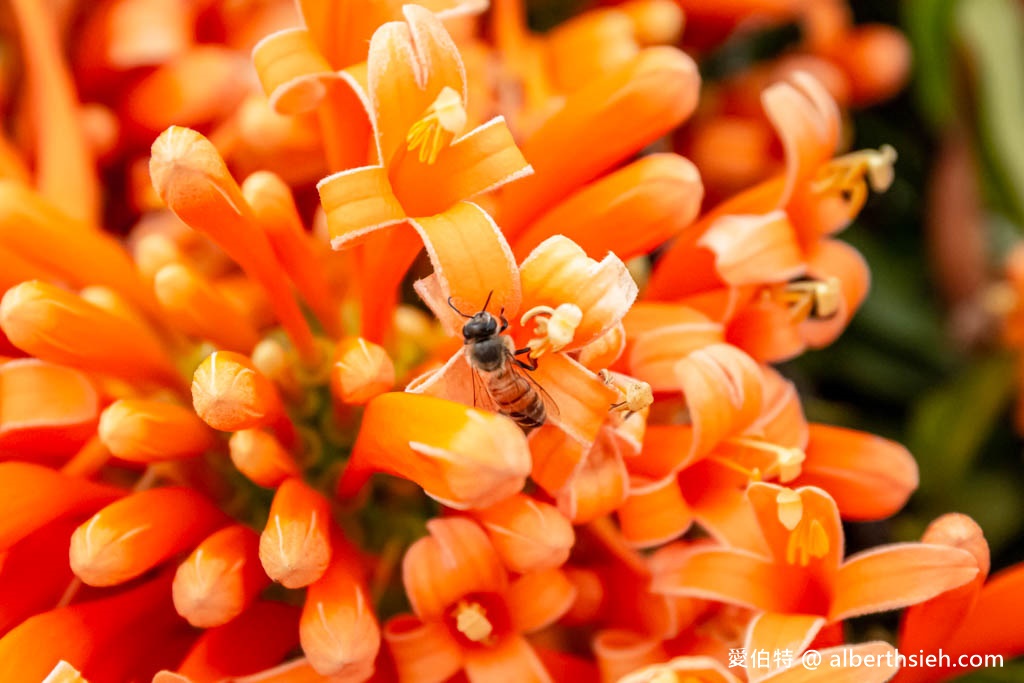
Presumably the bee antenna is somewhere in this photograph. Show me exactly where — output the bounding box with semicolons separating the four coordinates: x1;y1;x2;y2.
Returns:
481;290;494;313
448;296;471;318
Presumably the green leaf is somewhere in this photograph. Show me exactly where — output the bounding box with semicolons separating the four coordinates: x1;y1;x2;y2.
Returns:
903;0;960;129
957;0;1024;225
907;353;1016;497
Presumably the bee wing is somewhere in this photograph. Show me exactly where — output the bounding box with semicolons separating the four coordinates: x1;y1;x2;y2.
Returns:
507;351;560;421
468;365;501;414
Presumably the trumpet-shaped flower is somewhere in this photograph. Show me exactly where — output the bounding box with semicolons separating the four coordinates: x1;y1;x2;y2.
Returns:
385;517;576;683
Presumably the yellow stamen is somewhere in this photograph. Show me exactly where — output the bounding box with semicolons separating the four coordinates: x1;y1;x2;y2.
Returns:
520;303;583;358
406;86;467;165
728;436;806;483
453;600;494;644
769;277;842;324
778;489;830;566
812;144;897;213
600;369;653;416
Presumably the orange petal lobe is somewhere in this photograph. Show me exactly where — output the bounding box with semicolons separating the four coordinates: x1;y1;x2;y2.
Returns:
342;393;531;510
473;494;575;573
70;487;227;587
698;211;805;286
98;399;216;463
173;524;269;628
383;615;463;683
154;263;261;352
259;478;333;589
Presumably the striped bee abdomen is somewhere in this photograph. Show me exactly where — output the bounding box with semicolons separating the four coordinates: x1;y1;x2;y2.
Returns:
484;365;546;432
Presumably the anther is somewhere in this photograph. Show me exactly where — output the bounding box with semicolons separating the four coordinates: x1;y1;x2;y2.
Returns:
406;87;467;165
520;303;583;358
453;600;495;644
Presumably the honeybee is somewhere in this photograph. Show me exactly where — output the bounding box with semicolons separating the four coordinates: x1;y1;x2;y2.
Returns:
449;293;555;433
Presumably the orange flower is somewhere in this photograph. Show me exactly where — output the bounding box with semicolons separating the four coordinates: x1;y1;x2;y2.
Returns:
647;73;890;362
652;483;979;629
385;517;576;682
895;513;1024;683
317;5;532;339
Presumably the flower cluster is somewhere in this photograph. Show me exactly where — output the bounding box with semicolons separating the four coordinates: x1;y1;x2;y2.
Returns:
0;1;1021;682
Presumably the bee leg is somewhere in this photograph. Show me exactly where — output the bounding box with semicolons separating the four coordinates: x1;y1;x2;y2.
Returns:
499;310;509;333
512;349;538;371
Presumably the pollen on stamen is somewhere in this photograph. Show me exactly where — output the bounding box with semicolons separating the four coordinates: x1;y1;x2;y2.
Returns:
406;86;467;165
454;600;495;644
776;488;803;531
812;144;898;210
520;303;583;358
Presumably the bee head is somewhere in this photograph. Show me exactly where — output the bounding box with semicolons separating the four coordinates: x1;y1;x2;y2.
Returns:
462;311;498;341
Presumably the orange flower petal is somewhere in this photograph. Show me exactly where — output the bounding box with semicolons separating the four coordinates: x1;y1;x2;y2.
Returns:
899;514;988;660
762;71;840;207
618;656;739;683
752;367;808;449
154;262;262;352
744;613;824;681
593;630;666;683
577;322;627;371
331;337;396;405
530;353;620;448
76;0;191;72
831;25;911;106
513;154;703;263
0;462;122;550
175;602;301;681
383;615;463;683
252;28;335;114
544;9;638;91
627;316;724;393
620;0;686;45
229;429;302;488
528;424;588;495
173;524;269;628
618;476;693;548
0;518;77;635
697;211;805;286
463;634;551;683
0;183;147;316
242;171;338;334
260;478;333;589
402;517;506;621
473;493;575;573
318;165;408;249
760;642;898;683
411;202;522;332
651;546;808;614
519;236;638;350
829;543;980;622
70;487;227;587
497;47;700;238
0;571;171;682
945;562;1024;660
0;359;99;460
0;280;179;385
341;392;530;510
506;568;577;633
678;343;764;459
123;47;250;133
150;126;315;361
725;296;807;363
368;6;467;167
98;399;217;463
799;239;870;350
792;424;918;521
389;117;533;217
627;425;696;480
558;429;629;523
9;0;98;223
0;243;63;292
300;538;380;677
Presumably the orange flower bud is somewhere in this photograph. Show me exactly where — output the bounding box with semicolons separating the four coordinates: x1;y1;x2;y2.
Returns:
0;358;99;459
228;428;301;488
98;399;217;463
473;494;575;573
0;281;179;385
0;462;122;550
300;538;380;677
154;263;261;353
259;478;332;588
173;524;270;628
330;337;395;405
70;487;227;586
191;352;293;444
